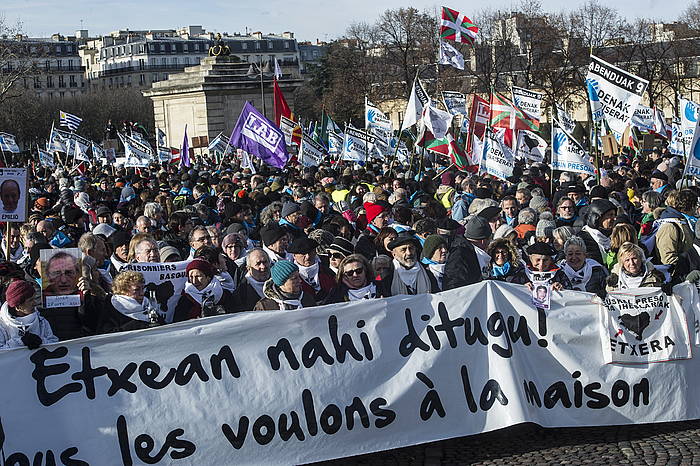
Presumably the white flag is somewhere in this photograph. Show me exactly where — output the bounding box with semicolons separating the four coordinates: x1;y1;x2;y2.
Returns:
274;58;282;80
511;86;542;123
73;139;89;162
401;77;429;131
653;107;669;139
631;105;655;132
0;133;20;153
680;97;699;146
480;129;514;181
420;102;453;140
684;116;700;178
517;130;547;163
551;120;596;176
342;126;376;162
556;105;576;134
586;55;648;141
438;40;464;70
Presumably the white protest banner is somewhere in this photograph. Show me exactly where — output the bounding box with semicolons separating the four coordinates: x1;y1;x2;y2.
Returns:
480;129;514;180
38;149;55;169
39;248;82;308
366;100;392;133
552;120;596;176
0;168;28;222
586;55;648;140
680;97;700;146
5;281;700;464
556;105;576;134
300;134;325;167
122;260;189;323
631;105;655;132
0;132;21;153
342;126;376;162
670;123;684;156
600;289;691;364
511;86;543;122
517;130;547;163
279;116;298;146
683;117;700;177
442;91;467;115
328;131;344;157
119;132;154;161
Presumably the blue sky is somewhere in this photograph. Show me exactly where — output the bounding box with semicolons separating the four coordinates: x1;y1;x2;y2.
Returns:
1;0;690;42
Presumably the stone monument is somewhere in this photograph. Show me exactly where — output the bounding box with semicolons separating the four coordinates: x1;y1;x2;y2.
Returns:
142;56;303;150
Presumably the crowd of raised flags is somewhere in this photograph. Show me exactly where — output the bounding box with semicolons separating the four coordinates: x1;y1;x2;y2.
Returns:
0;6;699;183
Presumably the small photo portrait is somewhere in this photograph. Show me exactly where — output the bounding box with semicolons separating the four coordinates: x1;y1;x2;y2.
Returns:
40;248;82;308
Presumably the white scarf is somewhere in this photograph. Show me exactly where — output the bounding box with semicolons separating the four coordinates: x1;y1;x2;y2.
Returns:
110;295;152;322
297;258;321;291
184;278;224;306
582;225;611;259
5;244;23;262
427;263;446;290
263;245;292;264
618;263;648;290
347;283;377;301
561;258;596;292
1;304;38;331
246;274;266;298
110;254;127;273
391;259;431;295
216;271;236;292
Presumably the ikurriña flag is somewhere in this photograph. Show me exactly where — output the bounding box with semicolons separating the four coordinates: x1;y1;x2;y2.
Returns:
440;6;478;45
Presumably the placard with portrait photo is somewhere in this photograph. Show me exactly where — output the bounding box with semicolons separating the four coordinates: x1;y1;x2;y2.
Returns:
0;168;28;222
40;248;82;308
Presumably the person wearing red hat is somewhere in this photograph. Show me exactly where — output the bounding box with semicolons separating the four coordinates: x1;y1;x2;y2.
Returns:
0;279;57;349
355;201;391;260
172;259;234;322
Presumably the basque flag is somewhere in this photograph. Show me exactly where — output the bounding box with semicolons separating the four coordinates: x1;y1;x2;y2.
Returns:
59;111;82;131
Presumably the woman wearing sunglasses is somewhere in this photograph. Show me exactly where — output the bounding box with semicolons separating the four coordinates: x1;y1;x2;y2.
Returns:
323;254;389;304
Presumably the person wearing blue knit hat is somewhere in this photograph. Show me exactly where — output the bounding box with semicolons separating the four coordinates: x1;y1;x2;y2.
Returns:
254;260;317;311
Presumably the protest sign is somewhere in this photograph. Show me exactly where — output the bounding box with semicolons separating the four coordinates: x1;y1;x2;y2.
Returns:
586;55;648;140
480;129;514;180
40;248;82;308
556;105;576;134
2;281;700;464
299;134;325;167
517;130;547;162
551;121;596;176
600;289;691;364
511;86;543;122
122;260;189;323
442;91;467;115
0;168;28;222
631;105;655;132
342;126;376;162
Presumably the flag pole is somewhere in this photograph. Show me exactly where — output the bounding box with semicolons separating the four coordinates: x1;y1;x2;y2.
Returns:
388;118;405;175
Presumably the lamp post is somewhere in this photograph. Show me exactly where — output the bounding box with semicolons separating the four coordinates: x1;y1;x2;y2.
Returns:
246;55;272;117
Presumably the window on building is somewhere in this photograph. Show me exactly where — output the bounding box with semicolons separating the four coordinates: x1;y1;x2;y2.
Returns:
48;92;54;99
33;76;41;88
242;42;248;50
45;60;51;71
69;75;76;87
172;57;178;65
47;76;54;88
255;41;261;50
59;76;65;88
162;58;167;65
267;41;273;49
285;41;290;49
153;73;158;82
57;59;62;70
140;74;145;85
60;91;65;98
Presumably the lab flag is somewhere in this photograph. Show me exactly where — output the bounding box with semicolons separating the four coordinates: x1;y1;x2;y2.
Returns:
551;120;596;176
229;101;290;169
440;6;478;45
59;110;82;131
585;55;648;141
0;133;20;153
401;77;430;131
438;40;464;70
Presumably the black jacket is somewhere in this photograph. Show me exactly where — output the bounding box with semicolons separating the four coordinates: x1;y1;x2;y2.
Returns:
443;236;483;290
231;280;265;313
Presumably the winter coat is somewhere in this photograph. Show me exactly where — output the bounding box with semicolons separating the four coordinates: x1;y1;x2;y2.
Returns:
231;279;266;313
606;262;666;292
443;236;483;290
172;283;235;322
0;303;58;349
323;281;390;304
654;208;694;272
39;305;88;341
354;229;379;260
510;267;573;290
377;262;440;297
83;294;154;335
253;280;317;311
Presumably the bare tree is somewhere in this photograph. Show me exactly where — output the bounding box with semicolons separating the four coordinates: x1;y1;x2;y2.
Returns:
0;16;36;108
680;0;700;31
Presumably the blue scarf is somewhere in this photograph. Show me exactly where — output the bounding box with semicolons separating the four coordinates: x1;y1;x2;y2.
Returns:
491;262;511;278
683;213;698;232
279;218;300;231
575;197;588;207
421;257;437;265
505;215;517;226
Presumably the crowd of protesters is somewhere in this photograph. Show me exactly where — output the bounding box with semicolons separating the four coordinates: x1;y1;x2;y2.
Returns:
1;143;699;350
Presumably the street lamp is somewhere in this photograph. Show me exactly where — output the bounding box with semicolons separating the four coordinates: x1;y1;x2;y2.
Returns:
246;55;273;117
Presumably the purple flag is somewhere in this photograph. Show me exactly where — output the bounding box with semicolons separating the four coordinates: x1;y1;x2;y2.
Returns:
229;101;289;169
180;125;190;168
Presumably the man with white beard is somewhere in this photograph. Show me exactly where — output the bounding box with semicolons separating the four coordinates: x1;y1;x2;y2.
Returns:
380;232;439;296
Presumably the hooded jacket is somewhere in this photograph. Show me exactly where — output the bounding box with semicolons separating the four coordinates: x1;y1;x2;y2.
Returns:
0;302;58;349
